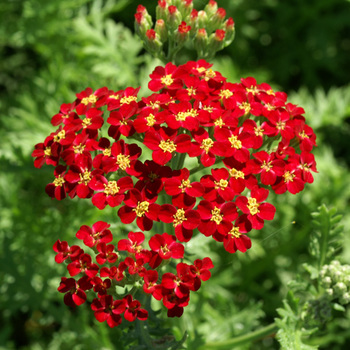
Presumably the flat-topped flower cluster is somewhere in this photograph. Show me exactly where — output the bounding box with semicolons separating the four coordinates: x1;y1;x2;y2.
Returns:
32;59;317;327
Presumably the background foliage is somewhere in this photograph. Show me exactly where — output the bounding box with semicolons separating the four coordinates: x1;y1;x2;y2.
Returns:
1;0;349;349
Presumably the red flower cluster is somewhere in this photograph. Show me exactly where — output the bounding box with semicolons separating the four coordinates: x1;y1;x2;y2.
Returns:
33;59;317;327
55;224;213;325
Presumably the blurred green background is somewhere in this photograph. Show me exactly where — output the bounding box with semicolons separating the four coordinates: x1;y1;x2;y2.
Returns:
1;0;350;349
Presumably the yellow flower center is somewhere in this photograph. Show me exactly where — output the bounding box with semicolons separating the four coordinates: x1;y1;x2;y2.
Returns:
44;147;52;157
205;69;216;80
261;160;273;172
73;144;86;154
246;86;259;95
81;94;97;105
79;171;92;185
228;226;241;238
103;148;111;157
176;109;198;121
109;94;119;100
82;118;92;128
283;171;295;183
161;75;174;86
220;89;233;99
53;175;65;187
299;130;309;139
247;197;260;215
146;114;156;126
239;102;251;114
133;201;149;217
179;179;191;192
276;121;286;131
229;168;245;179
54;130;66;142
104;181;120;196
254;126;264;137
228;135;242;149
203;105;213;113
200;138;214;153
196;67;206;73
214;179;228;190
211;207;223;225
116;154;130;171
120;96;137;105
214;117;225;128
187;87;196;96
173;209;187;227
159;140;176;153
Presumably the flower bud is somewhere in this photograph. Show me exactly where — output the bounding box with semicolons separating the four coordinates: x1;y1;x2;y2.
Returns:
188;9;198;35
224;17;235;44
167;5;183;30
207;7;226;31
334;282;347;295
207;29;226;53
340;292;350;305
175;21;191;44
156;0;168;20
178;0;193;19
144;29;163;56
326;288;333;297
197;10;208;29
194;28;208;56
134;9;152;37
155;19;168;42
204;0;218;18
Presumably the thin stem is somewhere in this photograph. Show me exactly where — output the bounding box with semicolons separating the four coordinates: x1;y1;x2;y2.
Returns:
197;322;278;350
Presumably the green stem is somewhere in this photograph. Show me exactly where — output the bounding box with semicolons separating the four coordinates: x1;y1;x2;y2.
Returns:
176;152;187;170
318;206;331;270
197;322;278;350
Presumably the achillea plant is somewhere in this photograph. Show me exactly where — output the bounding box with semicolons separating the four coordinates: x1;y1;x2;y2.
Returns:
32;0;319;346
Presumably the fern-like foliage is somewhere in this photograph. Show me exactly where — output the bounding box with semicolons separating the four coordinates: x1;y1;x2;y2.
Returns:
275;205;347;350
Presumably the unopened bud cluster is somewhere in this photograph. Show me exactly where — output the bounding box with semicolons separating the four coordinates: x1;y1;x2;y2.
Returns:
320;260;350;305
135;0;235;61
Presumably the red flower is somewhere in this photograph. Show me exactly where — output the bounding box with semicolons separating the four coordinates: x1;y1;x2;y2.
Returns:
143;127;191;166
200;167;235;202
91;295;126;328
236;186;275;230
45;165;68;200
134;160;172;198
149;233;184;259
148;62;183;92
163;168;204;209
102;139;142;176
67;253;99;278
123;295;148;322
32;135;61;168
118;231;145;256
118;188;160;231
222;216;252;253
58;276;93;307
272;162;305;195
53;240;83;263
197;200;238;236
143;270;159;294
246;151;285;186
92;277;112;298
90;175;133;210
96;243;118;265
158;205;200;242
188;257;214;290
107;103;137;139
189;128;224;167
75;87;108;115
75;221;113;248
